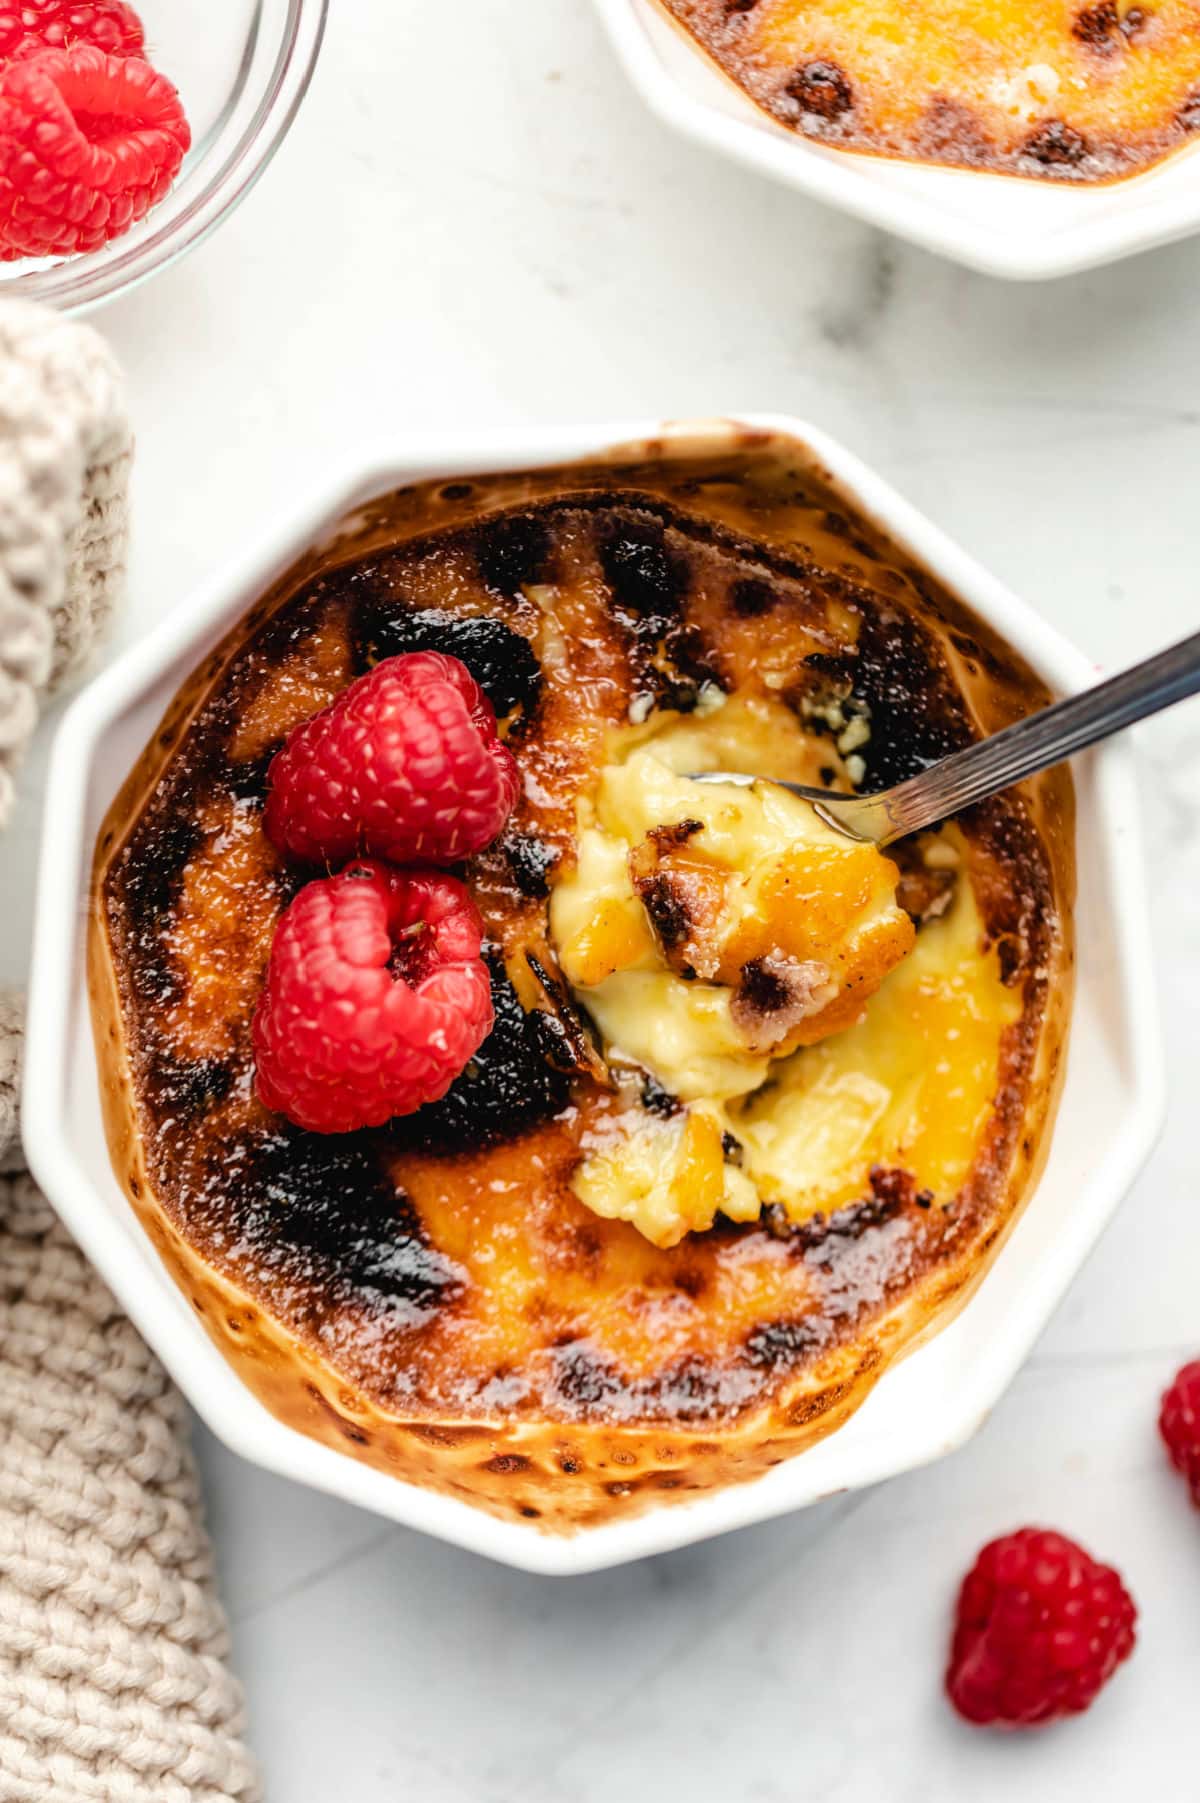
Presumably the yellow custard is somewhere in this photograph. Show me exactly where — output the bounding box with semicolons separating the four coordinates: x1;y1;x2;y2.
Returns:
662;0;1200;183
735;858;1021;1220
552;696;1016;1248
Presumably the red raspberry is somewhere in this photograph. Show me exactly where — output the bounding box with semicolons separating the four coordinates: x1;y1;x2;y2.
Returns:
945;1527;1137;1727
1160;1359;1200;1506
0;3;145;62
253;860;493;1135
0;45;190;261
264;651;519;869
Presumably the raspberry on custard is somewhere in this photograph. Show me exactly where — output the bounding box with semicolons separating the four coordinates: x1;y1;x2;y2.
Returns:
0;2;146;61
1160;1358;1200;1506
945;1527;1137;1727
0;45;190;260
264;650;520;869
253;860;493;1135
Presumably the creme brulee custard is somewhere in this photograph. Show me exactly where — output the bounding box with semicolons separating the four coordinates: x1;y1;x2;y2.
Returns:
661;0;1200;182
550;692;1015;1249
89;437;1074;1532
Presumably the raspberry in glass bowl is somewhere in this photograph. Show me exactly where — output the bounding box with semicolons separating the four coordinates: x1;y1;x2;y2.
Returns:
0;0;326;310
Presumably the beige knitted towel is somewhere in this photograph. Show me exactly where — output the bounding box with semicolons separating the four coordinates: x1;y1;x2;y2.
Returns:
0;303;260;1803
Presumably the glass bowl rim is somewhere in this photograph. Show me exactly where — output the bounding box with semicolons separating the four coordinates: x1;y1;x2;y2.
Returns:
1;0;329;315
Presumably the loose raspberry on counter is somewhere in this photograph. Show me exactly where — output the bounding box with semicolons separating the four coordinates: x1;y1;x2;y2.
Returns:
264;651;520;869
0;45;190;260
0;2;146;62
945;1527;1137;1727
253;860;493;1135
1160;1359;1200;1506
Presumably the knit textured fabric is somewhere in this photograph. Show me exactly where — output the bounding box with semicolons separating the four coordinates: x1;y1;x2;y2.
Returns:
0;304;260;1803
0;301;130;830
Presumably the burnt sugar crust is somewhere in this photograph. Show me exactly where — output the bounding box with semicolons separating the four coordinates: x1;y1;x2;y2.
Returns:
662;0;1200;183
89;433;1075;1532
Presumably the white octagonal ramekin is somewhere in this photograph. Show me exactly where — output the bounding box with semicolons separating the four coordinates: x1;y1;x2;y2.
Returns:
592;0;1200;281
23;416;1163;1574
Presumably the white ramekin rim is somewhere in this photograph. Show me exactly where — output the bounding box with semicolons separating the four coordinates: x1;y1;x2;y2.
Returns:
591;0;1200;281
22;414;1165;1573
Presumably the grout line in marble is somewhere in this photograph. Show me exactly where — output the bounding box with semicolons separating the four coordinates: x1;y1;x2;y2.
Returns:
899;388;1200;427
225;1490;873;1794
365;1734;513;1803
898;413;1200;472
432;152;629;216
1024;1340;1195;1377
515;1490;877;1800
229;1520;398;1627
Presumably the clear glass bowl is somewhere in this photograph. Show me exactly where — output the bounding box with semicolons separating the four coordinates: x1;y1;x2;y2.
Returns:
0;0;327;312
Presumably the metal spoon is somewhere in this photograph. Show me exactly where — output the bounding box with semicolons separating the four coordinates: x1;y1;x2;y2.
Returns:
690;625;1200;847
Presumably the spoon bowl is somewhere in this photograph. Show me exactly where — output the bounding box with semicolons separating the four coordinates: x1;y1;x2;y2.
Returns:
692;623;1200;846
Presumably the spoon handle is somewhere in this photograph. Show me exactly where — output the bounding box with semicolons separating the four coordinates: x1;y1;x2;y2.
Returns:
864;624;1200;843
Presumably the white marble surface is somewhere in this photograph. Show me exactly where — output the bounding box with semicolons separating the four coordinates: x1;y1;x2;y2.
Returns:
5;3;1200;1797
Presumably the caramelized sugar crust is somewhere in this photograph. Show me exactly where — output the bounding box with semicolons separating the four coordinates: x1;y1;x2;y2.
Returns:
91;437;1074;1530
663;0;1200;182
